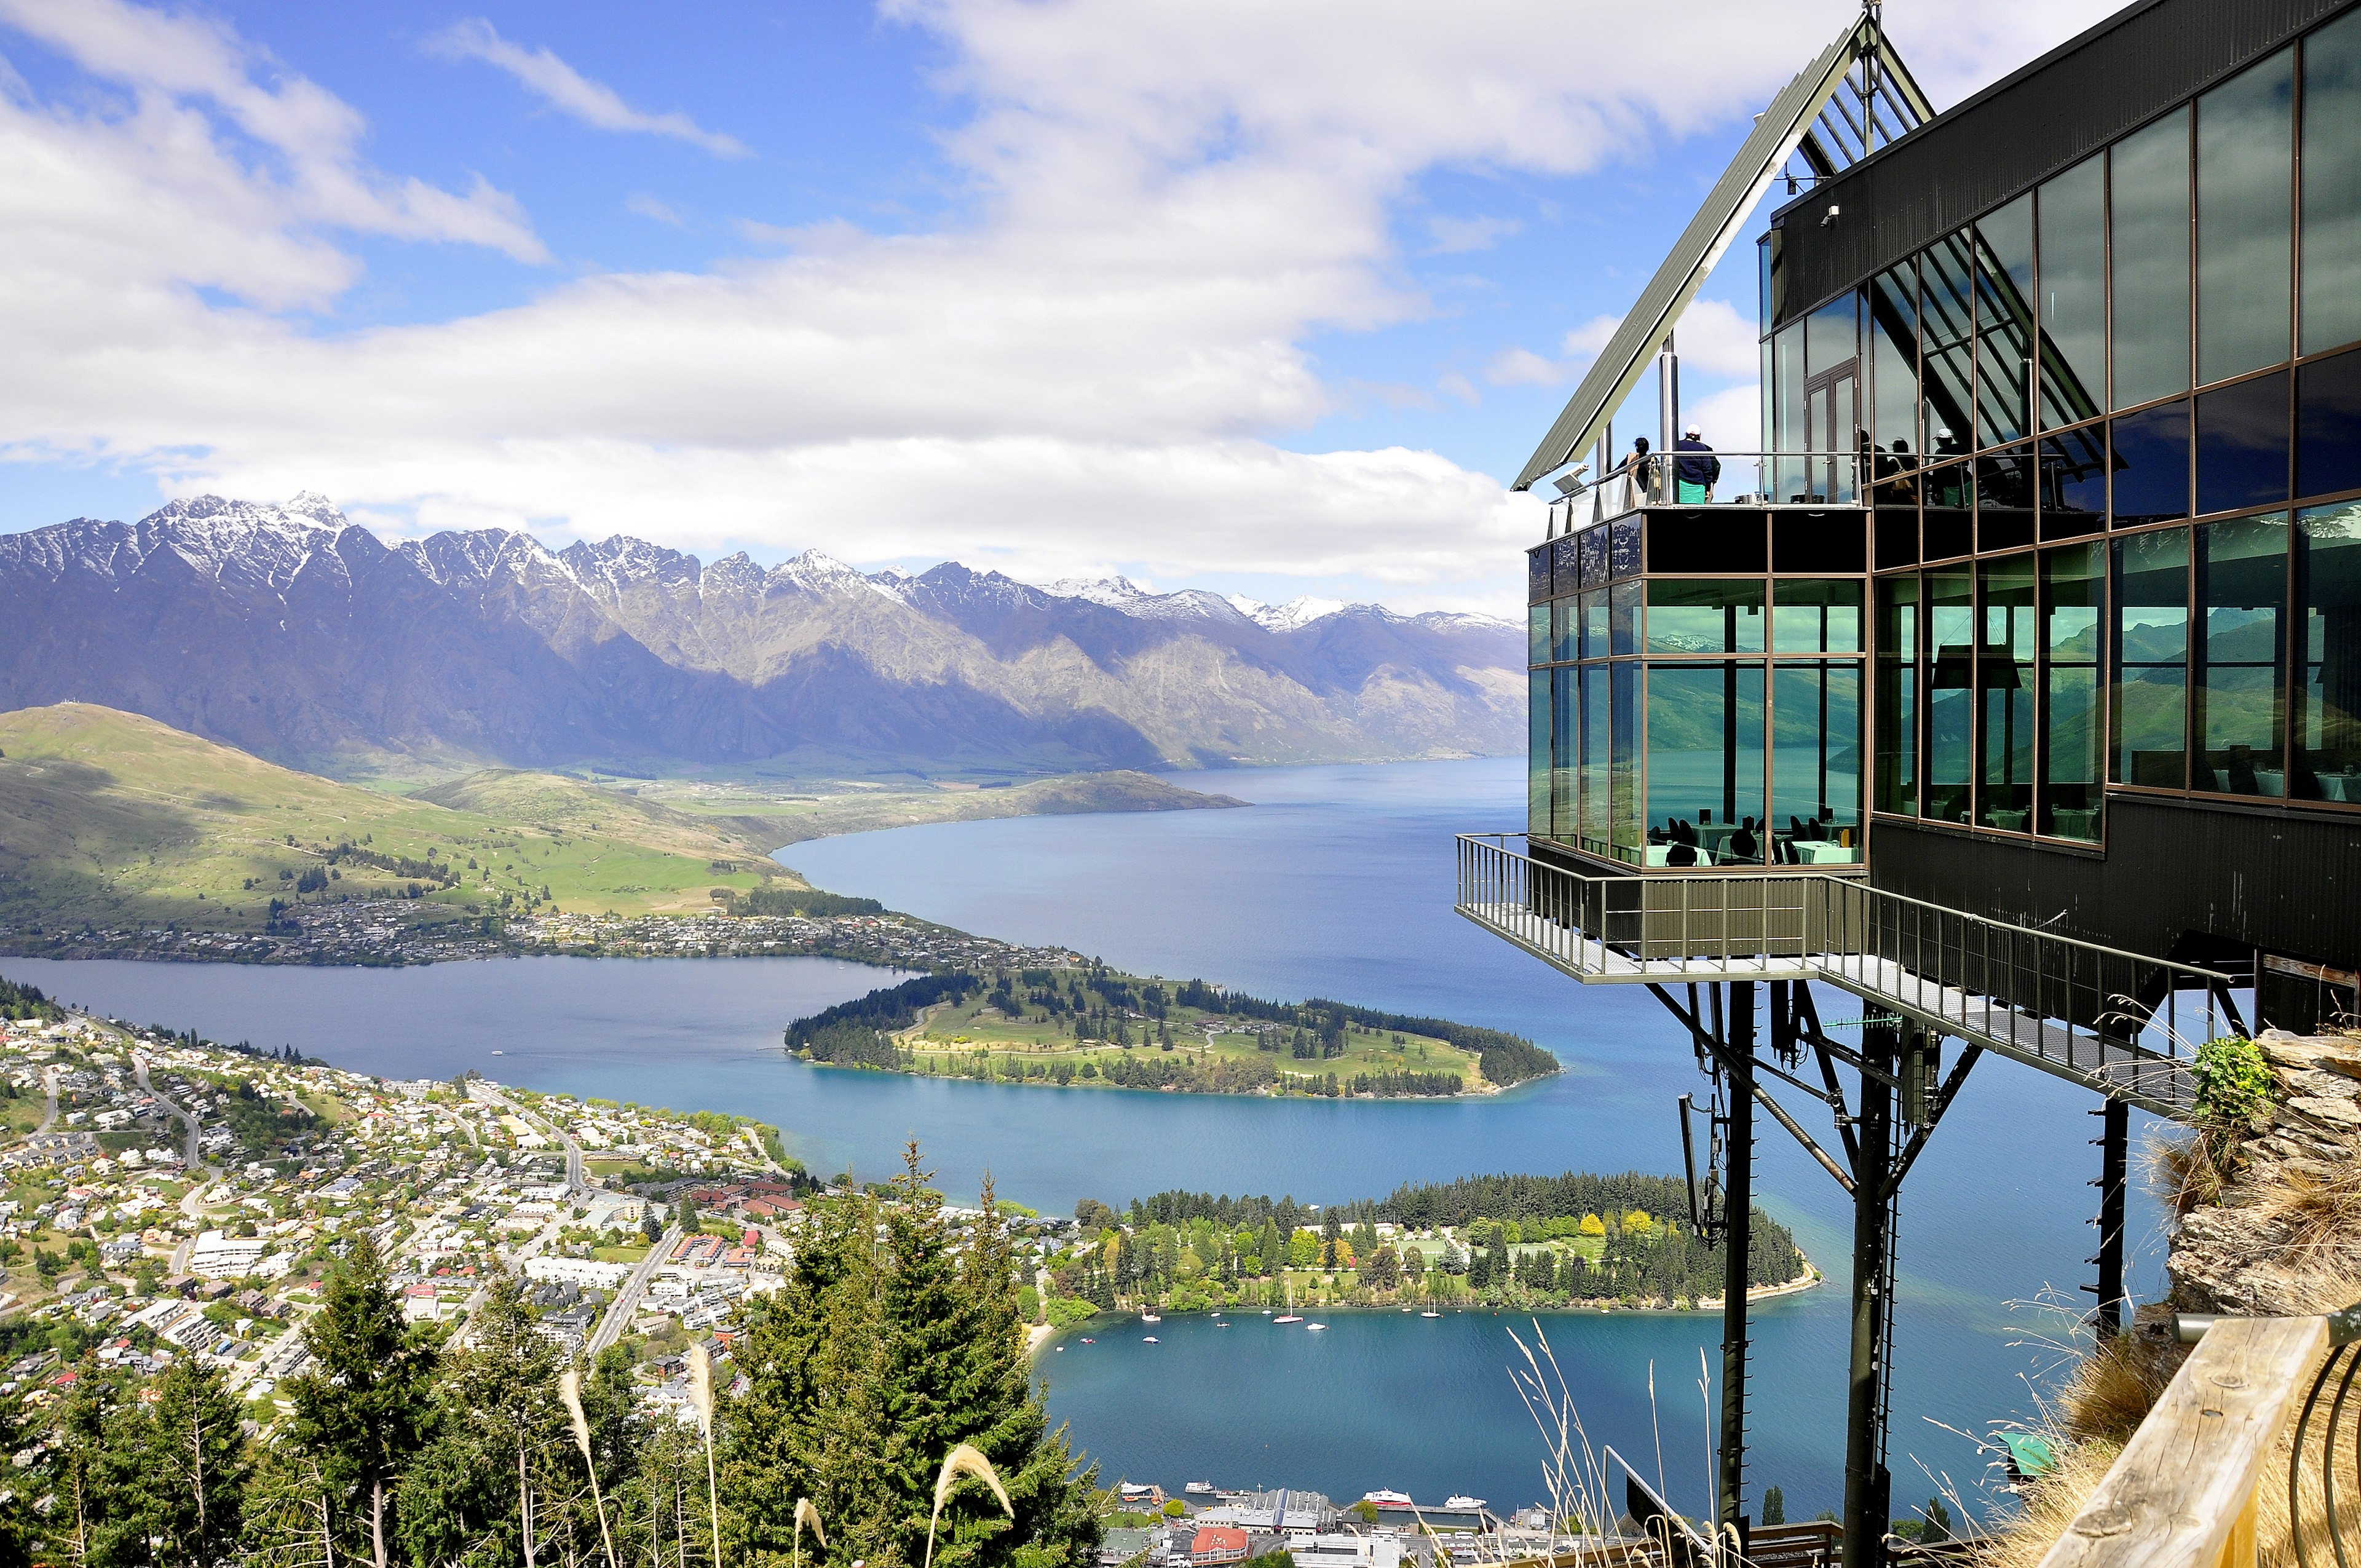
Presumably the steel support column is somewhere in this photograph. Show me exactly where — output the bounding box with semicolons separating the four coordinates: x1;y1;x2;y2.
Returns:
1718;981;1757;1537
2087;1096;2129;1335
1842;1019;1898;1568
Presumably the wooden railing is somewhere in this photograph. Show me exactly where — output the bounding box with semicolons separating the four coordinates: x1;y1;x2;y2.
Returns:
2038;1306;2361;1568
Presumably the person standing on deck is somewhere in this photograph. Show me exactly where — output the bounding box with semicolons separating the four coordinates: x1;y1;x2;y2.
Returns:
1674;424;1720;502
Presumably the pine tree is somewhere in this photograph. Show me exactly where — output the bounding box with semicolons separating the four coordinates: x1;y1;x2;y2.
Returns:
396;1274;570;1568
724;1142;1101;1568
114;1356;253;1568
283;1234;441;1568
1760;1486;1786;1526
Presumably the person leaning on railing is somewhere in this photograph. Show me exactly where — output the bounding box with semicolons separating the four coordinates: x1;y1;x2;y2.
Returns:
1673;425;1719;502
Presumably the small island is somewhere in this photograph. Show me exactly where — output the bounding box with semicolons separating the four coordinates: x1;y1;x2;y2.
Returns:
785;967;1560;1098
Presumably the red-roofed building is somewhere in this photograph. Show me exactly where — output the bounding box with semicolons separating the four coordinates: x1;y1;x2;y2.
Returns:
1191;1529;1248;1564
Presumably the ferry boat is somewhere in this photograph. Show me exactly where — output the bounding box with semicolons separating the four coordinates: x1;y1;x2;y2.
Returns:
1445;1497;1487;1511
1305;1322;1327;1331
1361;1491;1415;1511
1142;1336;1159;1343
1184;1483;1217;1496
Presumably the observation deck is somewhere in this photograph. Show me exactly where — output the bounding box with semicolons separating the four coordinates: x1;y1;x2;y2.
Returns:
1457;832;2233;1120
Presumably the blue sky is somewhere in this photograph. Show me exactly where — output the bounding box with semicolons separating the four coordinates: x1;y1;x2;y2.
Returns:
0;0;2118;614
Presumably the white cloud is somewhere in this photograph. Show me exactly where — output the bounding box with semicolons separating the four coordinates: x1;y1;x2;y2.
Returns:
0;0;2129;616
1424;213;1521;254
1485;348;1560;388
427;19;750;159
625;192;685;227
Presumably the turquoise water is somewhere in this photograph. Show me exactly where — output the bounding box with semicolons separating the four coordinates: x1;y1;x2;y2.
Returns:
0;757;2170;1523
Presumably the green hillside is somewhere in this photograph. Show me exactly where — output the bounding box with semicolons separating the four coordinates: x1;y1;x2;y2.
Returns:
0;703;805;932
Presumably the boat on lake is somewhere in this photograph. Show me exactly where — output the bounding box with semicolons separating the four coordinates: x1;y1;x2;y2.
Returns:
1185;1482;1216;1496
1420;1310;1440;1318
1305;1322;1326;1331
1273;1313;1303;1323
1445;1496;1487;1511
1142;1336;1159;1343
1362;1491;1414;1511
1141;1312;1161;1323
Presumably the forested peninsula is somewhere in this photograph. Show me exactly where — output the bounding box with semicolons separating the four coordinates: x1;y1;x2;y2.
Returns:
785;964;1560;1099
1031;1172;1813;1321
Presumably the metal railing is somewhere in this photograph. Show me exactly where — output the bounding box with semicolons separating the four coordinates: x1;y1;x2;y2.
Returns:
1457;833;2234;1114
1544;449;1875;532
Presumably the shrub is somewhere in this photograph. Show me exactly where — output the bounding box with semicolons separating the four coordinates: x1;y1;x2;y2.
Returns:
2191;1037;2274;1127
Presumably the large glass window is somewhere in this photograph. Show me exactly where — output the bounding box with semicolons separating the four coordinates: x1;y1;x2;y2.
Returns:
1875;577;1920;817
1581;663;1610;845
1645;662;1765;866
1579;523;1609;586
2193;513;2289;796
1975;195;2036;446
1921;232;1976;459
1580;588;1610;660
2039;154;2108;428
2110;399;2190;525
1773;323;1806;501
2196;49;2295;384
1645;579;1766;654
2038;425;2108;535
1926;568;1974;823
1551;598;1576;662
1979;446;2036;552
1612;662;1640;857
1551;669;1577;839
2302;10;2361;356
2297;346;2361;501
1530;604;1551;667
2296;501;2361;800
2041;543;2106;839
1978;556;2037;830
1529;669;1551;834
1610;580;1642;655
2114;528;2190;788
1924;459;1974;560
2111;109;2193;410
1773;580;1864;653
2196;370;2290;515
1773;662;1862;864
1870;264;1919;462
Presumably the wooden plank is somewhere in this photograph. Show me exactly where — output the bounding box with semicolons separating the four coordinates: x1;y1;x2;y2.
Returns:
2035;1315;2330;1568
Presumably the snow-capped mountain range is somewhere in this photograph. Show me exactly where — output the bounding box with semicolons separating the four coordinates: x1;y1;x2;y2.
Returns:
0;494;1521;774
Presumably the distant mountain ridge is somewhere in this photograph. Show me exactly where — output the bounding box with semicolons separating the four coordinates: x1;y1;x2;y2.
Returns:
0;494;1519;775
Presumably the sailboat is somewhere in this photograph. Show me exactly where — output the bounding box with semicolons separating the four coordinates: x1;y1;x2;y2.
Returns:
1273;1280;1302;1324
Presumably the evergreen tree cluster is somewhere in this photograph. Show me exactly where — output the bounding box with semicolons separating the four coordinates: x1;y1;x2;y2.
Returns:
0;1168;1098;1568
1168;983;1557;1086
788;973;983;1066
724;887;889;919
0;973;60;1023
1377;1171;1699;1229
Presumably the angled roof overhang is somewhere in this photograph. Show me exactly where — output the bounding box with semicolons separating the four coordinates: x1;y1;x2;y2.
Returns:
1514;8;1934;493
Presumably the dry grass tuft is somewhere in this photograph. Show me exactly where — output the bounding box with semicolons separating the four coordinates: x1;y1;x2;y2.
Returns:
2147;1126;2236;1216
2252;1150;2361;1272
1968;1436;2123;1568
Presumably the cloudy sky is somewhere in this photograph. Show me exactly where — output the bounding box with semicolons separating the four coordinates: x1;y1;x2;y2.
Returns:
0;0;2122;614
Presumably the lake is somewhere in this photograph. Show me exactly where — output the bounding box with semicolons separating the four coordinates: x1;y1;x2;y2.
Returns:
0;756;2172;1524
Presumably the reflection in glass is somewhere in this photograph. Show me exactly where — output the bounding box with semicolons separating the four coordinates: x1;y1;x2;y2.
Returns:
1611;518;1644;579
1875;576;1920;817
1976;196;2035;446
1773;662;1862;864
1581;663;1610;846
2194;513;2288;795
1529;669;1551;835
1530;547;1551;604
1774;580;1864;653
1773;323;1806;502
2296;502;2361;799
2298;347;2361;501
1529;604;1549;667
1612;662;1640;858
2303;11;2361;355
2110;400;2190;525
1870;264;1919;461
1551;598;1575;662
2114;528;2190;787
1551;535;1579;594
1926;568;1974;823
1578;523;1609;587
1610;580;1641;656
1645;662;1765;866
1979;446;2036;552
2197;49;2293;384
1978;556;2037;830
1580;589;1608;661
2196;371;2290;515
1551;668;1576;840
2038;426;2108;536
1922;232;1976;457
2039;154;2108;428
2112;109;2192;410
1925;459;1974;560
2041;543;2106;838
1645;579;1765;654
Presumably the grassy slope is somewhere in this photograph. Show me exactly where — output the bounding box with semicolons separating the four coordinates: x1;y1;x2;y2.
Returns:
644;770;1246;847
0;703;804;930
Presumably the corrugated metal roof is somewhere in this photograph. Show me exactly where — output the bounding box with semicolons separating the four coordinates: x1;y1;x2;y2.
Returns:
1512;15;1871;493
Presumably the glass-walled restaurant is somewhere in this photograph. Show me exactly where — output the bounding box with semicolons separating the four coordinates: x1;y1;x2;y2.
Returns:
1523;4;2361;874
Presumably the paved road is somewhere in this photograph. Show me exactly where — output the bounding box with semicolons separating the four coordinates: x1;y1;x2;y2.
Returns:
468;1083;584;1190
132;1055;202;1168
33;1067;57;1138
588;1223;680;1356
